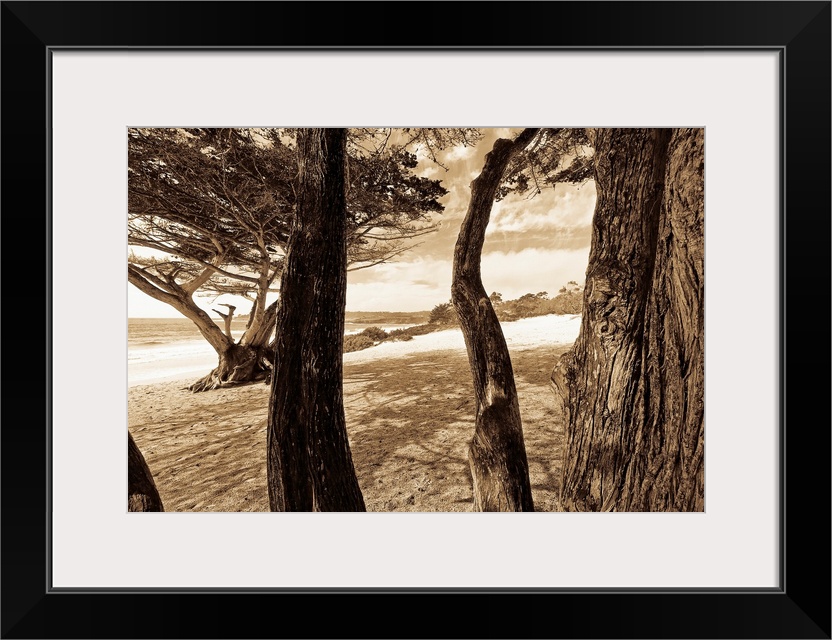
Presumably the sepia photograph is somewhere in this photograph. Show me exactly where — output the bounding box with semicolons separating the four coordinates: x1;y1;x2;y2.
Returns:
127;126;704;513
3;0;819;632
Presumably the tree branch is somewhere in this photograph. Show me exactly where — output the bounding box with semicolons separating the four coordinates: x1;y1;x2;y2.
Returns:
128;241;262;283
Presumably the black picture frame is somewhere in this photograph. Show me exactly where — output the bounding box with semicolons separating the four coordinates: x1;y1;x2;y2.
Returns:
2;2;829;638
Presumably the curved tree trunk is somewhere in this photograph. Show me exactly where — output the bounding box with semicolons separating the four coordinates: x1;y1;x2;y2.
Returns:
244;299;280;373
245;272;271;337
553;128;704;512
451;128;538;512
128;268;275;391
128;432;164;512
266;128;365;512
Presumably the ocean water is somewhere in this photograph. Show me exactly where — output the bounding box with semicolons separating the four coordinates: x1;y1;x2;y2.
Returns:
127;318;241;386
127;318;415;387
128;317;249;347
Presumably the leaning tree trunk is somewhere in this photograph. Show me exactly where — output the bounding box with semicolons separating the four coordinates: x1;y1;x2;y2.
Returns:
128;267;274;391
553;127;704;512
266;128;365;512
190;300;281;391
245;300;280;372
451;128;538;512
553;128;672;512
128;432;164;512
189;301;279;391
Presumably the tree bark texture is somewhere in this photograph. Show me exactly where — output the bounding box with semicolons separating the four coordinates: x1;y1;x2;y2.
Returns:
620;128;705;510
128;270;277;391
188;343;271;392
266;128;365;512
247;300;279;350
128;432;164;512
553;128;704;512
127;268;232;355
451;128;539;512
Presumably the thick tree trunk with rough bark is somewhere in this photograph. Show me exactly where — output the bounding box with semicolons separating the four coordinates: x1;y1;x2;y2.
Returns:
451;129;538;512
553;128;704;512
620;128;705;511
266;128;365;512
555;128;672;511
128;432;164;512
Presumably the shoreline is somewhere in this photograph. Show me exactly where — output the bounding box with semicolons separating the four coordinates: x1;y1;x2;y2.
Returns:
129;313;582;387
129;341;574;512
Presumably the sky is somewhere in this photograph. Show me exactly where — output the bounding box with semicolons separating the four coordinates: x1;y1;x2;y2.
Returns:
128;128;595;317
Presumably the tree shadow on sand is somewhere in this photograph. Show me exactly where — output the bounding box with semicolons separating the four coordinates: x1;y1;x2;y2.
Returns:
129;343;572;512
343;344;572;512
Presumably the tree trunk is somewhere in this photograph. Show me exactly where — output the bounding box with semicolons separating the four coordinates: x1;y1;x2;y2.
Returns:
128;268;277;390
242;300;279;354
246;272;270;337
451;129;538;512
266;128;365;512
214;304;235;338
188;342;271;392
189;300;277;391
127;268;232;355
553;128;704;512
554;128;672;511
619;128;705;511
128;432;164;512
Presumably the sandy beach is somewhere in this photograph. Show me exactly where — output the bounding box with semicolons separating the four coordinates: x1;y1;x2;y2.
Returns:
129;314;581;512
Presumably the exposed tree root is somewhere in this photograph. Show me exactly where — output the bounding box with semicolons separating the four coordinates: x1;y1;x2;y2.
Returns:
188;345;272;392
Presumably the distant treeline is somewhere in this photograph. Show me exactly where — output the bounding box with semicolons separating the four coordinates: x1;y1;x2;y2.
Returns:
344;282;584;353
492;281;584;321
344;323;443;353
427;281;584;326
344;311;430;325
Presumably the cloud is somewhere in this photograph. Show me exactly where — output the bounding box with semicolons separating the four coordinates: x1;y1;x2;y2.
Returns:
417;164;441;179
442;143;478;163
133;130;595;317
480;247;590;300
488;183;596;236
346;245;590;312
346;281;452;312
410;133;597;263
347;257;453;311
485;227;592;253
